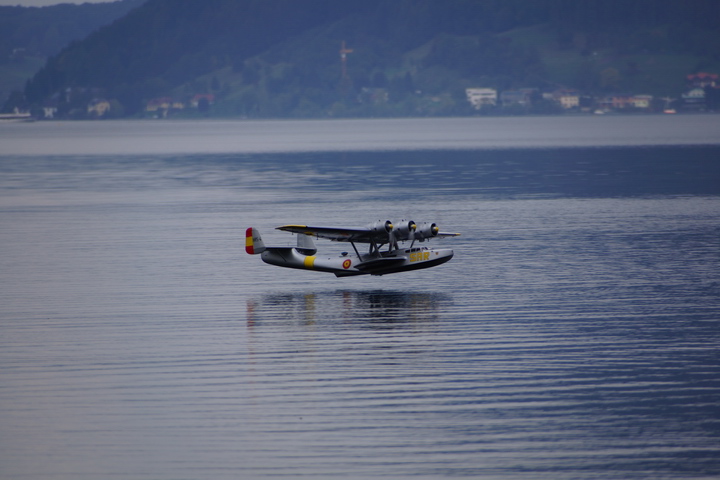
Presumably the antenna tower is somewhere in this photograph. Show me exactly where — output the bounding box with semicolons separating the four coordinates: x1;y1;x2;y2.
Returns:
340;41;353;79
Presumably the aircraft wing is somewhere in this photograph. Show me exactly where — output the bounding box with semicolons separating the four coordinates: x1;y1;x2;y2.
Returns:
276;225;389;243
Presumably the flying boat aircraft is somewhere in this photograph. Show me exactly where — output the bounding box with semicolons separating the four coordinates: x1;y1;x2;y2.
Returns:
246;220;460;277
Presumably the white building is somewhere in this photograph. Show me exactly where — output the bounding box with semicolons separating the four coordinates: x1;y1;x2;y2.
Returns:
466;88;497;109
553;89;580;109
630;95;653;109
682;88;705;106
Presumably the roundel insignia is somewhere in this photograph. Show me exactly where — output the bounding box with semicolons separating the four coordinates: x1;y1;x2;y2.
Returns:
342;259;352;269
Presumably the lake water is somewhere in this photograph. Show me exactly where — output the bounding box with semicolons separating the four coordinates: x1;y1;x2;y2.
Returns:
1;116;719;479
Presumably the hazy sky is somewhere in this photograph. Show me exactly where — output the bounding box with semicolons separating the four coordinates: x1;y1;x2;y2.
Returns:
0;0;116;6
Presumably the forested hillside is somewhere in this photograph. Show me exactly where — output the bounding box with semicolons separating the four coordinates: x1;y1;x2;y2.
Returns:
14;0;720;118
0;0;145;109
0;0;145;59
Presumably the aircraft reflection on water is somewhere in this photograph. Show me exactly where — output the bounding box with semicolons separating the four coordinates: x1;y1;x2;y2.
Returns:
246;290;452;328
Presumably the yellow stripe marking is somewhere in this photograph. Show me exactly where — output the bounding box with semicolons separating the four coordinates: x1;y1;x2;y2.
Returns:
304;256;316;269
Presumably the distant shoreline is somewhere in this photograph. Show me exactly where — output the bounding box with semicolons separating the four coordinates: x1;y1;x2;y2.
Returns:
2;115;720;157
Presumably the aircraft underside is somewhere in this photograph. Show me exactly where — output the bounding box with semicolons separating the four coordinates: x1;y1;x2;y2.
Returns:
260;246;454;276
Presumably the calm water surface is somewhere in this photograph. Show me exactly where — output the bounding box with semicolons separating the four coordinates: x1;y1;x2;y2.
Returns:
1;118;719;479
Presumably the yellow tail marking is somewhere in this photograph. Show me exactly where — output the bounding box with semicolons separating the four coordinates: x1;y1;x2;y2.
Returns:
304;256;316;269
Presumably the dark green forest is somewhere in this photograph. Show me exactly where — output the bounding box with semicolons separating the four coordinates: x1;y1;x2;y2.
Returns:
0;0;144;59
10;0;720;118
0;0;144;108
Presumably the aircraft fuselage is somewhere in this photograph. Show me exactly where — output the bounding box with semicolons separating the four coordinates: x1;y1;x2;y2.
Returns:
260;246;453;277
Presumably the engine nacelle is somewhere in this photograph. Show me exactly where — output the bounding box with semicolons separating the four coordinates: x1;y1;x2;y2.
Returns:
295;233;317;256
367;219;393;234
416;222;439;241
393;219;416;241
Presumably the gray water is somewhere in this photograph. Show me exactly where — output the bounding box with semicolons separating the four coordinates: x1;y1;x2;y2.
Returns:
1;117;719;479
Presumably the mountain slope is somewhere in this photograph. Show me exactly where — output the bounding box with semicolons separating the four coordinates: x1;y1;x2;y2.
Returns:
18;0;720;118
0;0;145;58
0;0;145;107
24;0;378;113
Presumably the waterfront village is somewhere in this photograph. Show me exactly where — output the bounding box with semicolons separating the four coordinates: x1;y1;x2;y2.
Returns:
464;71;718;115
4;72;719;121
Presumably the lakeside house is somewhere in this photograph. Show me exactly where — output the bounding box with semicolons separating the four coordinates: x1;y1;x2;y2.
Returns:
682;88;706;108
631;95;653;109
597;94;654;110
146;97;185;112
145;97;187;118
552;89;580;109
687;72;717;89
465;88;497;109
500;89;533;108
191;94;215;108
87;99;111;117
682;73;719;111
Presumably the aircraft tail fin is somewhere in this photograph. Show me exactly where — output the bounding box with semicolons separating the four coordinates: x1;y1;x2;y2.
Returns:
245;227;266;254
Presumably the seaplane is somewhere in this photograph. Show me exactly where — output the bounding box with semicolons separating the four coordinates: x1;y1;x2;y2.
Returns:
246;220;460;277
